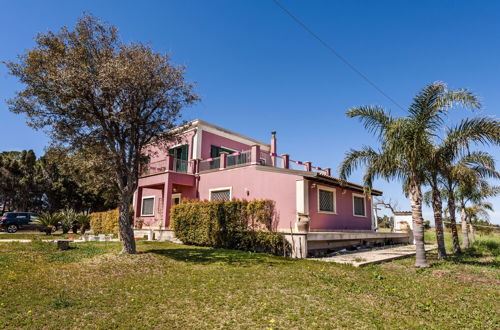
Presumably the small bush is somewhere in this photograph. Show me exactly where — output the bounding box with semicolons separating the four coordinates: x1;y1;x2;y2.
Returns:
171;199;288;255
35;213;63;235
60;209;78;234
90;209;119;234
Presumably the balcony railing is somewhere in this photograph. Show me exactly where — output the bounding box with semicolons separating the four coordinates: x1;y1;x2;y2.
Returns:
227;150;251;167
199;157;220;172
140;158;189;176
141;147;330;177
173;158;188;173
141;159;168;176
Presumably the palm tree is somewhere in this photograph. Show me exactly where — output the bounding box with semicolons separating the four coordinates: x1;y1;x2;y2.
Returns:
77;213;91;234
465;202;494;243
457;180;499;248
60;209;78;234
339;82;480;268
440;149;499;253
35;212;63;235
423;118;500;258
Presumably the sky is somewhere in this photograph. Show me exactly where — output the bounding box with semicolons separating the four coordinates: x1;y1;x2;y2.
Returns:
0;0;499;223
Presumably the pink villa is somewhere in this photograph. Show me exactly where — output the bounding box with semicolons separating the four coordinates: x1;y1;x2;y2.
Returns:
133;119;410;257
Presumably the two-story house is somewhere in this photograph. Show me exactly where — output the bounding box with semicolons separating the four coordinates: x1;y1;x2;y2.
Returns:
133;119;410;255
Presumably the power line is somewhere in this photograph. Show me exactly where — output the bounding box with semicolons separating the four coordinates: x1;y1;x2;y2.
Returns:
271;0;405;111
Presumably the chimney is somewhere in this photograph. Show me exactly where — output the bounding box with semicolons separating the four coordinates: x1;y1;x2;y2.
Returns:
271;131;277;156
271;131;277;166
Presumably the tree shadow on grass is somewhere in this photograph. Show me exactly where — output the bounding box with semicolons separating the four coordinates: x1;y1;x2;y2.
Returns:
144;246;291;267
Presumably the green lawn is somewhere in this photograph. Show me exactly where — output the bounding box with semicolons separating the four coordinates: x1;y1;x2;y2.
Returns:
0;233;82;240
0;234;498;329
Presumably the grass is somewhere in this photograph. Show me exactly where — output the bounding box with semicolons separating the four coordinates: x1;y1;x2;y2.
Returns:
0;233;82;240
0;234;498;329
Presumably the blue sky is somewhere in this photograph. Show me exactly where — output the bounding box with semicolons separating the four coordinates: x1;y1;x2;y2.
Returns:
1;0;499;223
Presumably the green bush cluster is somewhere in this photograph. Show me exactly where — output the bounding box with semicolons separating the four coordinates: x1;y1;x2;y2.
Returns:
90;209;120;234
171;199;289;255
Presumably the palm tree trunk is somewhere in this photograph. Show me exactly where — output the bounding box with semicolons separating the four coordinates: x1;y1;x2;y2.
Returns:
447;192;461;254
469;224;475;244
431;187;446;259
410;180;429;268
461;204;469;249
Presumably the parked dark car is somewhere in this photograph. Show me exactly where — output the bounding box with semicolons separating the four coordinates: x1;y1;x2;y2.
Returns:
0;212;57;233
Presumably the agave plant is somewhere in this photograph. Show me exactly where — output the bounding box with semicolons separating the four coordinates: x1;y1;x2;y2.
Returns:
77;213;91;234
36;213;63;235
60;209;79;234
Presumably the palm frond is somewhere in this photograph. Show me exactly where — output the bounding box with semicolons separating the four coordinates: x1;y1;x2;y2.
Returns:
338;146;380;180
444;117;500;156
346;106;394;139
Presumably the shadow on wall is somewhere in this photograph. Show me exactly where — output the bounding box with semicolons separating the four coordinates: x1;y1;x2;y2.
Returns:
143;246;292;267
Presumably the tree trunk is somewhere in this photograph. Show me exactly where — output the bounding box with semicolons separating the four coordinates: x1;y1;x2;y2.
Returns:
119;192;136;254
469;224;475;245
447;192;461;254
410;180;429;268
431;187;446;259
461;205;469;249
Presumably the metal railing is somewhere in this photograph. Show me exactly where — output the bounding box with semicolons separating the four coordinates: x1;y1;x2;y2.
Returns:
227;150;251;167
289;159;306;171
311;166;328;175
199;157;220;172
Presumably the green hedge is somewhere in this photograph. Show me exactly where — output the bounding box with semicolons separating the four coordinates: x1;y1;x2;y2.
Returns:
171;199;289;255
90;209;119;234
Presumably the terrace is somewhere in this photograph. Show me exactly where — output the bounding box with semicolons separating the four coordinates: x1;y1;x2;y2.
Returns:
140;145;331;177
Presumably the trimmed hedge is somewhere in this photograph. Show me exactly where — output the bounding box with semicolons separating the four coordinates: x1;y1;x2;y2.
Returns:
90;209;119;234
171;199;289;255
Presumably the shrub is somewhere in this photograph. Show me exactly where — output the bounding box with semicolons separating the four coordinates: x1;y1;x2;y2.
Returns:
90;209;119;234
35;213;63;235
60;209;78;234
77;214;91;234
171;199;289;255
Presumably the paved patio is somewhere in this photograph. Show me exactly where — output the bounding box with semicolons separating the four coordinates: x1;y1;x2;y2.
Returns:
311;244;437;267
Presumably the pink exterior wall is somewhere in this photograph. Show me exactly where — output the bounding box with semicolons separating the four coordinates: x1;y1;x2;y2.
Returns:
200;130;254;159
135;122;377;232
308;184;372;231
142;130;196;162
198;166;302;230
139;187;163;217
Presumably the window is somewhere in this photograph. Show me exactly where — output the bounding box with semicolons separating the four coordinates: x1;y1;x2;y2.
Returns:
318;187;336;213
141;196;155;216
209;187;232;202
210;145;236;158
353;194;366;217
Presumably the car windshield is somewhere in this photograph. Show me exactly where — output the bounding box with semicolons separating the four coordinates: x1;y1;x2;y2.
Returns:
3;213;15;217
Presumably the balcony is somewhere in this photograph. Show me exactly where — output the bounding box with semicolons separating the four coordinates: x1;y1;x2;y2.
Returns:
140;157;191;177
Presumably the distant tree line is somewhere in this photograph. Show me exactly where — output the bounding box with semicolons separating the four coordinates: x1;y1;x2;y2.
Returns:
0;147;118;214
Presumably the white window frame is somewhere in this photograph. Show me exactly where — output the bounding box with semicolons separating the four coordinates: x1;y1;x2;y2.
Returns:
317;185;336;214
141;196;156;216
352;193;367;217
209;187;232;201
